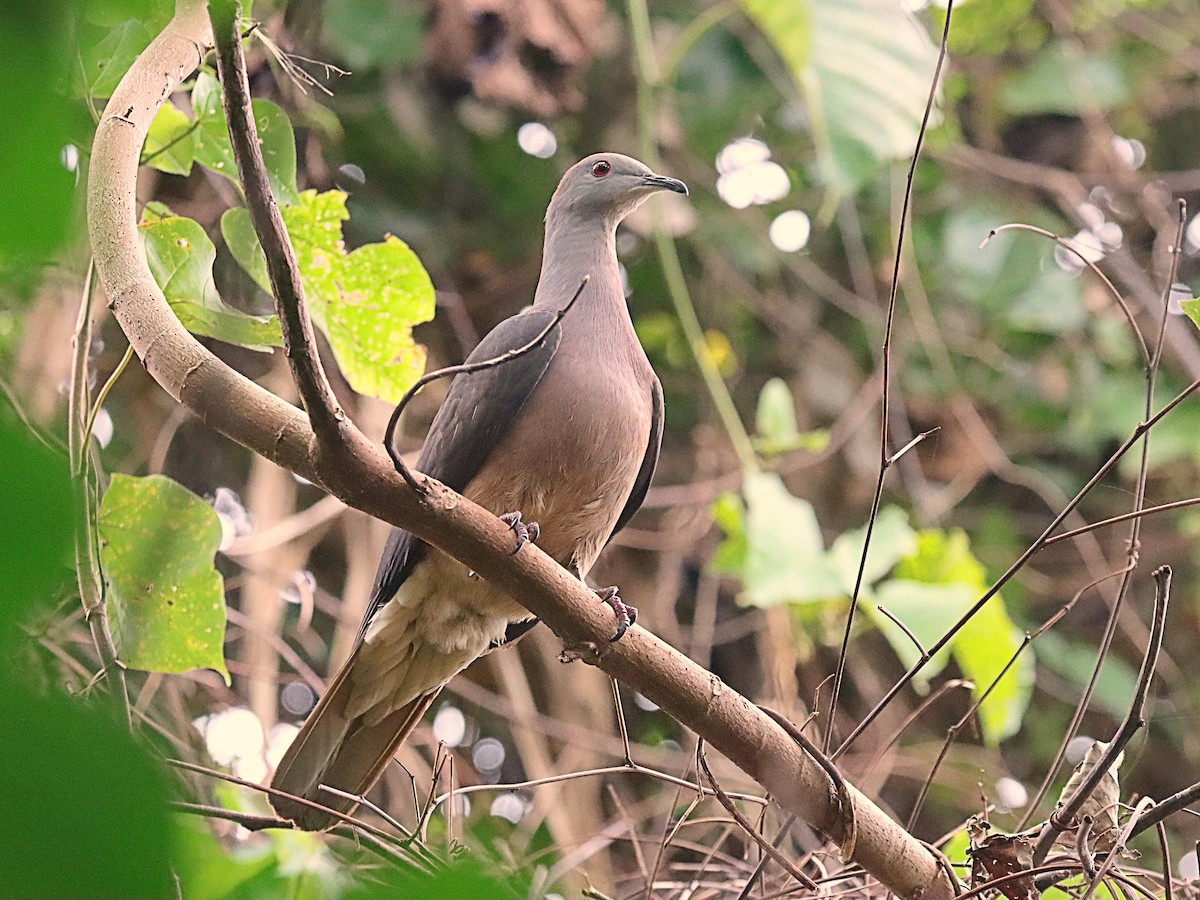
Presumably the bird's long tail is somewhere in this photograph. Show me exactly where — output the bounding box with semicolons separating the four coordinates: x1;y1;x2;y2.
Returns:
269;644;440;831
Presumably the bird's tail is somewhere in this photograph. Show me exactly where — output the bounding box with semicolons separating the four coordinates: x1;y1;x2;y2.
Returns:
269;646;440;831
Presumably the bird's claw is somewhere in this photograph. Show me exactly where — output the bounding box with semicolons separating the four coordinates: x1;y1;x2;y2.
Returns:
499;511;540;555
596;586;637;642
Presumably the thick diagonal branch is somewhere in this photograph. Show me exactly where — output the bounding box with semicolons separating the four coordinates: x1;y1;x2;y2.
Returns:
209;0;345;447
84;3;958;897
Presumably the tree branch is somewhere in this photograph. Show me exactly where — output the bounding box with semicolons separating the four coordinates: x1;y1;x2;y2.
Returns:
209;0;346;449
84;3;957;896
1032;566;1171;863
68;261;132;727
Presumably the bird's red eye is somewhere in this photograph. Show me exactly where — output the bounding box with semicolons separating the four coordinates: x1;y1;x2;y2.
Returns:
591;160;611;177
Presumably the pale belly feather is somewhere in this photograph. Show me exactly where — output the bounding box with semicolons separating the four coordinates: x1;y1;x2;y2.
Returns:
349;350;652;724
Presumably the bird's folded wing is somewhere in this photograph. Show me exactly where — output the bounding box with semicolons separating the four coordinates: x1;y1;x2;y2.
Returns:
607;375;663;543
358;308;564;642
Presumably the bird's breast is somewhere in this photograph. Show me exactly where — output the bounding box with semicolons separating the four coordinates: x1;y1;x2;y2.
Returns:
463;350;653;577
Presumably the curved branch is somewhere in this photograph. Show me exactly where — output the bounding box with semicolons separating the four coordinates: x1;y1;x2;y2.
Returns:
84;3;957;897
209;0;345;447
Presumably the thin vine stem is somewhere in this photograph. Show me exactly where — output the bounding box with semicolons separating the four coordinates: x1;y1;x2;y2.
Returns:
626;0;760;476
80;342;134;469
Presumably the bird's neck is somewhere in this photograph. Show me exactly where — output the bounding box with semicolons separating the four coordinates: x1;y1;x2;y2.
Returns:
533;216;622;315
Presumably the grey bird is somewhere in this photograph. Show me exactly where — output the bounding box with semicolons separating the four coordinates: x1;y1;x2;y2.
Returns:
270;153;687;830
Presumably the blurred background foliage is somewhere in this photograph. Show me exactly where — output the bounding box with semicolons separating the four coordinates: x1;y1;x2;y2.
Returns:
4;0;1200;895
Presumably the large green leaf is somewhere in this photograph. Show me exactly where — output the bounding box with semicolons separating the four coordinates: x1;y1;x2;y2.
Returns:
139;207;282;351
0;674;176;897
73;19;159;99
892;529;1033;744
142;100;197;176
742;0;940;193
827;506;917;595
712;471;842;606
222;189;436;401
192;70;299;204
98;474;230;684
1;0;76;262
869;579;970;686
0;419;73;642
711;485;1032;744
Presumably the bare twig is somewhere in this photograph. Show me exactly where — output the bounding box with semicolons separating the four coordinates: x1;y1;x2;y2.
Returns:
383;275;590;491
1023;202;1187;828
835;373;1200;760
1045;496;1200;545
983;224;1149;366
611;678;634;767
67;260;131;728
697;743;818;890
1157;822;1174;900
169;800;291;831
426;763;767;812
874;605;929;660
166;757;437;871
1080;796;1157;900
1127;780;1200;840
209;0;345;447
1032;566;1172;863
80;342;134;466
825;0;956;752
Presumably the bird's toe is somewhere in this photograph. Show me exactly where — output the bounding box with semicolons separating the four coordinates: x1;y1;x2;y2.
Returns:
596;586;637;642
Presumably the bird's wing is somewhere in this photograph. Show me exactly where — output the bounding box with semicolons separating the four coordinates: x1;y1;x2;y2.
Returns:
358;309;563;641
607;375;664;542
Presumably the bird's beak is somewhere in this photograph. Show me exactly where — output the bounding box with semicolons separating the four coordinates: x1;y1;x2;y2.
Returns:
642;173;689;196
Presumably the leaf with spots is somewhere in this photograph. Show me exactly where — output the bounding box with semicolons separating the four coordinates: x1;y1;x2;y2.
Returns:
140;207;282;352
142;100;197;176
98;474;230;684
191;70;299;205
221;189;436;401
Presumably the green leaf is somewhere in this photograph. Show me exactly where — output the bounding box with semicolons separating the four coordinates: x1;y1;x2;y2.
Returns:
347;854;532;900
1000;42;1130;116
73;19;158;99
222;190;436;401
1;0;76;262
827;506;917;595
709;491;748;576
140;209;282;351
739;0;811;82
98;474;230;684
731;471;842;606
173;821;279;900
142;100;196;175
743;0;940;194
893;529;1033;744
955;594;1033;744
754;377;799;456
870;579;970;685
1180;296;1200;334
0;419;73;642
0;674;176;897
192;70;299;204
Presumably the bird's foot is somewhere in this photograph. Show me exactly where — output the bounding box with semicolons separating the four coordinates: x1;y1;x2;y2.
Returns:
596;586;637;642
499;511;540;555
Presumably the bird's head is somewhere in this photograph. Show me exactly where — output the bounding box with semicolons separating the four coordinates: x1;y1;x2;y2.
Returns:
547;152;688;228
